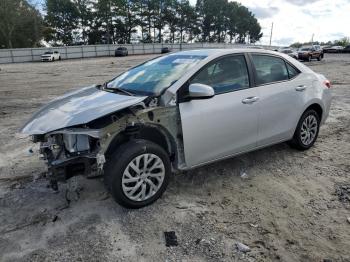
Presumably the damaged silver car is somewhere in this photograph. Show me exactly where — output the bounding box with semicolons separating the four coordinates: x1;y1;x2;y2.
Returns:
21;49;332;208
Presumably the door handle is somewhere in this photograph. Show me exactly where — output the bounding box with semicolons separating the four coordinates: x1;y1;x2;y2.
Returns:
242;96;259;104
295;85;307;91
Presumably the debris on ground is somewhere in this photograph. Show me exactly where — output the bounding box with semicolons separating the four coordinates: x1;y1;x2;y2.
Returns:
236;242;251;253
164;231;178;247
240;171;248;179
334;184;350;204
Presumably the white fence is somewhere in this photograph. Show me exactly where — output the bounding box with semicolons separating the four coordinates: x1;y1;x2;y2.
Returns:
0;43;277;64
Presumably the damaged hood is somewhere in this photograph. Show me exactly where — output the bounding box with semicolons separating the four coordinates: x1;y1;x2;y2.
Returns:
21;85;147;135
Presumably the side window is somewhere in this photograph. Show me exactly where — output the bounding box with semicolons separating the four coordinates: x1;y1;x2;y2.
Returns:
252;55;289;85
286;63;300;79
190;55;250;94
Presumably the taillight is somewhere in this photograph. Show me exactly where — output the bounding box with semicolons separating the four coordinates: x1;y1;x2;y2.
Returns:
323;80;331;88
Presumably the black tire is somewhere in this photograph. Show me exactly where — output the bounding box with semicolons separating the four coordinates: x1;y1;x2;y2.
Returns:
317;55;321;61
308;55;312;62
59;56;61;60
52;57;55;62
104;139;171;208
289;109;320;150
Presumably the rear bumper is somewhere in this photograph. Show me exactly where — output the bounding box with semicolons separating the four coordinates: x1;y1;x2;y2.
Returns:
298;54;309;59
322;91;332;125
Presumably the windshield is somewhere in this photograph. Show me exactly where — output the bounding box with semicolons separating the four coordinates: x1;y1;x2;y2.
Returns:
282;50;292;53
301;48;311;51
107;54;207;96
44;51;53;54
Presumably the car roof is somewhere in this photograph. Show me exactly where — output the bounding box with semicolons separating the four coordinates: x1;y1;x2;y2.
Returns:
164;47;312;100
173;48;278;58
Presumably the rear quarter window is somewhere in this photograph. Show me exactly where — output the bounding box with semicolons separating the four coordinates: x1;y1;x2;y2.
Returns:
286;62;300;79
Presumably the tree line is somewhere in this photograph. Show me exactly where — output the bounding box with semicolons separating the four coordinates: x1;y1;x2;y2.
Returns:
0;0;263;48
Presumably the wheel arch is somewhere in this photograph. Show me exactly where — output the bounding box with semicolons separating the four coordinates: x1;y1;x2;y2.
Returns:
105;124;177;162
303;102;323;121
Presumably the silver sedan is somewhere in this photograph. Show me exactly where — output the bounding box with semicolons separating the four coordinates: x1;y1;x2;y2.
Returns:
22;49;332;208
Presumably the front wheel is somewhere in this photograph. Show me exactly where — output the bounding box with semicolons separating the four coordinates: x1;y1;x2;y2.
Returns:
289;109;320;150
308;55;312;62
104;139;171;208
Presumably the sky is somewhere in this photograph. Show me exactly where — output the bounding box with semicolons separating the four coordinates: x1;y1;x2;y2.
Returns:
189;0;350;46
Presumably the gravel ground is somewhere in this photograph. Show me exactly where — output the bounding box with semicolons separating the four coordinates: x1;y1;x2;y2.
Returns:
0;53;349;262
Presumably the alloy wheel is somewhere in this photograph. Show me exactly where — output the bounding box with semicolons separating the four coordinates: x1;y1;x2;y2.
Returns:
300;115;318;146
121;153;165;202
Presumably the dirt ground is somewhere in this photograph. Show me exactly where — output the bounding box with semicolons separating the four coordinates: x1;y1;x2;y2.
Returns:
0;53;349;262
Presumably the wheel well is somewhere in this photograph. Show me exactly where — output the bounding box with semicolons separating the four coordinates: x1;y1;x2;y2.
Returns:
305;103;323;120
105;125;175;161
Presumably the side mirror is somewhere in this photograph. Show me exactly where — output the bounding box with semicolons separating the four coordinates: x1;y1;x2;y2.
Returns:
188;83;215;99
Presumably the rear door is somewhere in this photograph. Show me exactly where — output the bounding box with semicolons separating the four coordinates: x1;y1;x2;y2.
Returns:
249;54;312;146
179;54;259;167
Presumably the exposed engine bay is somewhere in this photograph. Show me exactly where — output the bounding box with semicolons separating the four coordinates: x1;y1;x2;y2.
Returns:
29;96;185;189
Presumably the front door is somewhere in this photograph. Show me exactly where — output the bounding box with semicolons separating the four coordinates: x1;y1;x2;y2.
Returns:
179;54;259;168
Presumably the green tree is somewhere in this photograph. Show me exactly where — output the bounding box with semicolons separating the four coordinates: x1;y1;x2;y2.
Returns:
120;0;139;43
0;0;43;48
44;0;79;45
176;0;196;43
72;0;93;44
195;0;262;44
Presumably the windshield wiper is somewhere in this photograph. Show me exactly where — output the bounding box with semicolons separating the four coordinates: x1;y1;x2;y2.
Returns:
102;82;134;96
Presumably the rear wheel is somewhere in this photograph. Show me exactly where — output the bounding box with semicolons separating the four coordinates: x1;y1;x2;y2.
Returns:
104;139;171;208
289;109;320;150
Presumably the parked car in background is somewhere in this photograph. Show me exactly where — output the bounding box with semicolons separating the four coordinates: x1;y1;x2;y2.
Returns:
279;48;298;59
298;46;323;61
313;45;324;58
342;45;350;53
21;49;332;208
41;51;61;62
115;47;128;57
323;46;344;53
161;47;171;54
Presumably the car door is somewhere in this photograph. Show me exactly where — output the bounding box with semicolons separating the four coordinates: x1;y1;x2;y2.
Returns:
178;54;259;168
249;54;312;146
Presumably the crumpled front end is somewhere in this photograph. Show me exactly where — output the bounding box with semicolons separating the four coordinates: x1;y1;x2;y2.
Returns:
35;129;106;184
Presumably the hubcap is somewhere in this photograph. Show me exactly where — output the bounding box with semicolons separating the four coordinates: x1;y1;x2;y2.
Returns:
300;115;318;146
122;153;165;202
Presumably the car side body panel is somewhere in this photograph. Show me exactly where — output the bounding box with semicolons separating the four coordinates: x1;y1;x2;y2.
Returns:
255;73;315;146
179;88;259;167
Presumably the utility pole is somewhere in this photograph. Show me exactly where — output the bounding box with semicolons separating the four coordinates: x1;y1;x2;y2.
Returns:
311;33;314;44
269;22;274;46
